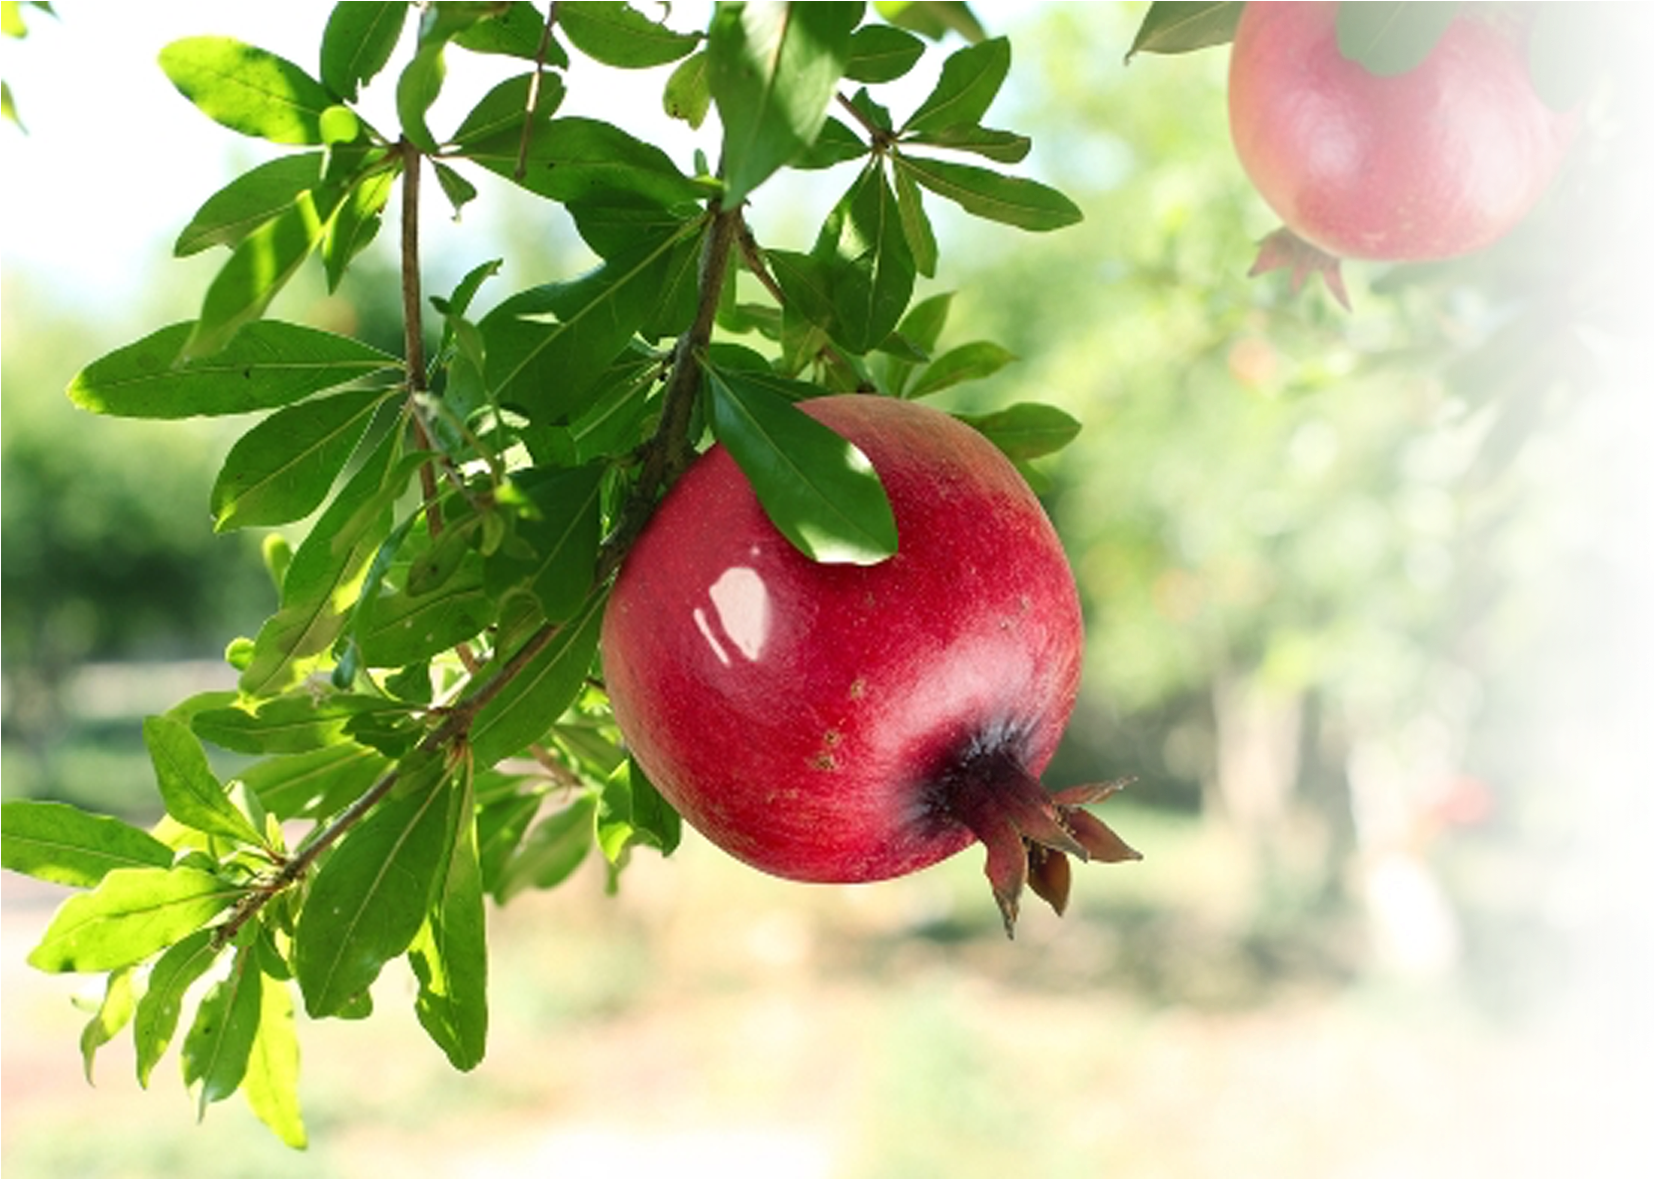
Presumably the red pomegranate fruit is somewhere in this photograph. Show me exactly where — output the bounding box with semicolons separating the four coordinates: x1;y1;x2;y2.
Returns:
1227;2;1578;306
601;394;1137;936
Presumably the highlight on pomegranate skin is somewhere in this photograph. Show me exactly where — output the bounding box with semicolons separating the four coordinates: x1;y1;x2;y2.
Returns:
601;395;1138;936
1227;1;1580;305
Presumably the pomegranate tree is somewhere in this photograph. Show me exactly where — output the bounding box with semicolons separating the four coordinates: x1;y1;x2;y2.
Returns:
1227;2;1578;304
602;395;1138;936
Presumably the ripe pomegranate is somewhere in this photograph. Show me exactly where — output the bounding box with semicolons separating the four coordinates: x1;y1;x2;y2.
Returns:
601;394;1137;936
1227;2;1578;305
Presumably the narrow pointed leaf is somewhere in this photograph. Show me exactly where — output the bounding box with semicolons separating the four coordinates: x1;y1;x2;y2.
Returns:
193;694;405;756
904;124;1030;163
954;401;1081;461
663;49;711;126
484;465;603;621
451;71;566;145
396;41;447;152
409;779;488;1070
468;594;606;767
493;792;598;902
906;340;1015;398
238;745;391;821
293;773;456;1017
321;2;409;100
210;387;389;531
357;554;496;666
1528;0;1607;112
143;716;266;845
477;793;542;897
28;866;243;974
241;974;306;1147
707;1;860;204
66;320;399;419
466;115;707;206
186;194;328;358
815;163;916;354
160;37;335;144
175;153;325;257
560;2;700;68
182;949;263;1117
133;929;220;1087
707;368;897;565
1336;2;1458;77
845;24;925;83
79;967;139;1084
896;154;1082;231
893;162;938;278
903;35;1009;134
1124;2;1243;61
323;163;398;289
1;800;174;887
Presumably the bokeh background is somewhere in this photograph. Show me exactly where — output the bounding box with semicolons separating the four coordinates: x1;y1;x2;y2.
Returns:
4;3;1651;1176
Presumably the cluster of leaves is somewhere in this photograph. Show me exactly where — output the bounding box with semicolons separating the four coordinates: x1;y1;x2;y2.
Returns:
1131;0;1647;479
0;0;1086;1147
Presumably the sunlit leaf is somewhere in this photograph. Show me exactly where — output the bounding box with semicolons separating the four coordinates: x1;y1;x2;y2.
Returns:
159;37;335;144
662;49;711;126
0;800;174;888
186;194;329;358
895;154;1082;231
236;743;390;821
451;71;566;145
873;0;986;43
1335;2;1458;77
845;23;925;83
596;757;680;861
79;967;138;1083
193;693;407;756
65;320;400;419
493;791;597;902
143;716;266;846
1124;2;1243;61
409;775;487;1071
357;550;496;667
464;115;707;207
707;1;860;205
477;792;542;896
240;972;306;1147
903;35;1009;134
323;162;399;289
211;387;390;531
133;929;220;1087
321;1;409;100
293;772;457;1017
174;153;326;257
452;1;564;62
906;340;1015;398
706;368;897;565
182;948;262;1116
560;1;700;68
28;866;243;974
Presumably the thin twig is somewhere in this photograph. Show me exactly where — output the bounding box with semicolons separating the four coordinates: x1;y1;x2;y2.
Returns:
516;2;561;180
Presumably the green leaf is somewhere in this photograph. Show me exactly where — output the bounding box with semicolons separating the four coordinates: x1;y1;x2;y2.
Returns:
324;162;399;290
79;967;138;1083
143;716;267;846
238;438;405;698
484;465;604;622
241;973;306;1147
893;162;938;279
896;289;952;353
906;340;1015;398
174;153;326;257
903;35;1008;134
873;0;986;43
65;320;400;420
568;196;696;259
560;1;700;68
193;694;405;756
792;117;869;170
238;744;390;821
1124;2;1244;61
954;401;1081;461
321;2;409;100
1;800;174;888
468;594;606;767
493;792;597;902
186;195;329;358
481;228;691;423
813;162;916;354
182;948;263;1117
1521;0;1601;112
357;551;496;667
451;71;566;145
211;387;389;532
133;929;220;1088
596;758;681;861
452;2;565;62
708;1;861;205
895;154;1082;231
28;866;243;974
1336;2;1458;77
397;40;448;152
159;37;336;145
706;368;897;565
845;23;925;83
904;124;1030;163
663;49;711;127
477;792;542;897
464;115;707;207
409;776;488;1070
293;773;457;1017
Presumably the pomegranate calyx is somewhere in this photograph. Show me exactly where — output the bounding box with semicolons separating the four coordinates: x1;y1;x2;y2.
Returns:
1248;226;1352;311
941;752;1140;938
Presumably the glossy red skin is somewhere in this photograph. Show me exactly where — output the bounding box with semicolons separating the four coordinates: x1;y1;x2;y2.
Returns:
1228;2;1577;261
601;395;1083;884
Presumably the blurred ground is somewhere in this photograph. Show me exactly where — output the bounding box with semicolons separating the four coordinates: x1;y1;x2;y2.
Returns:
4;798;1646;1179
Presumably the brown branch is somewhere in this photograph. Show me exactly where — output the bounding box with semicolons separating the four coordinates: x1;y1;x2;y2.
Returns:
516;2;562;180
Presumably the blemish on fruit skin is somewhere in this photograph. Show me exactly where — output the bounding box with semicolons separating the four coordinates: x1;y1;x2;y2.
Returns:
849;677;868;701
811;752;836;771
823;729;842;747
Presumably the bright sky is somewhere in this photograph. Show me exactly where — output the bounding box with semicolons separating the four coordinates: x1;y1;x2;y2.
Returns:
0;1;1040;316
